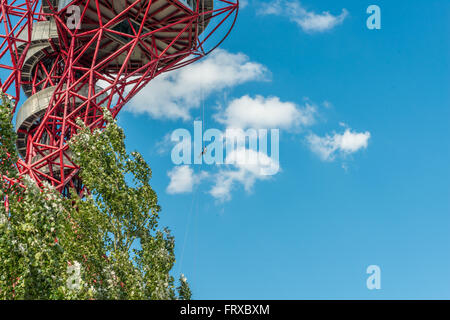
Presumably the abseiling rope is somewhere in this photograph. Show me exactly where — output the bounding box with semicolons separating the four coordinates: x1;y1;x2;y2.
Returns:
202;0;206;148
179;0;206;278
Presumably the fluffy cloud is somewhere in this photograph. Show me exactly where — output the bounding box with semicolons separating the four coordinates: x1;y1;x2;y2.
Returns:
307;128;371;161
128;49;268;120
216;95;316;130
167;166;207;194
259;0;348;33
209;148;279;202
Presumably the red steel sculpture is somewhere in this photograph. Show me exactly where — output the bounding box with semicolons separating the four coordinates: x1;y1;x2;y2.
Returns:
0;0;239;195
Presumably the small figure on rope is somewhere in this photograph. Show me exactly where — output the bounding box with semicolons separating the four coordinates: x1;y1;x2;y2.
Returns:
199;146;207;158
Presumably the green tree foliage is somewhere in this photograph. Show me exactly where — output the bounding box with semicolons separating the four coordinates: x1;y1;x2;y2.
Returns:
0;93;191;299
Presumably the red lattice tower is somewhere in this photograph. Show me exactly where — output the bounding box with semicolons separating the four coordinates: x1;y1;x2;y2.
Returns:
0;0;238;195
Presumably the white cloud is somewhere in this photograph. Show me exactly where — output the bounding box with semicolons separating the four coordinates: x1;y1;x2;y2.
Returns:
166;147;280;201
128;49;268;121
307;128;371;161
216;95;316;130
209;148;280;202
259;0;348;33
167;166;207;194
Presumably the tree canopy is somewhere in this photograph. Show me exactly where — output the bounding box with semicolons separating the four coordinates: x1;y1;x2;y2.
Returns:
0;92;191;300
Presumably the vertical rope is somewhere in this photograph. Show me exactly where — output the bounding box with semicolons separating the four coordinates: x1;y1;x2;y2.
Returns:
201;0;206;148
179;0;206;280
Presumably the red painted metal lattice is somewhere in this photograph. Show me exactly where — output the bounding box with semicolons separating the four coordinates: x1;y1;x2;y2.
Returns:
0;0;239;195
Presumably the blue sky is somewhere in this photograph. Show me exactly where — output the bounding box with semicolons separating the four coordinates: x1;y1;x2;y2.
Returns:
7;0;450;299
115;0;450;299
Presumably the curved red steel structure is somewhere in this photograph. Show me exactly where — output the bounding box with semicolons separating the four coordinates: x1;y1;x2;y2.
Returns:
0;0;239;195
